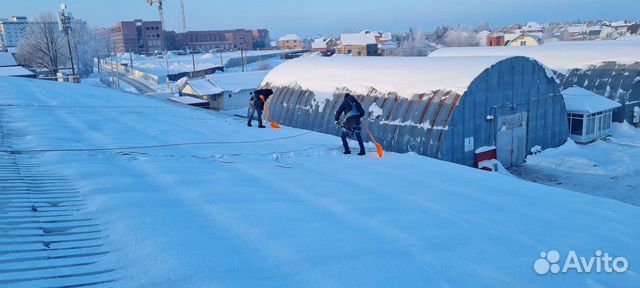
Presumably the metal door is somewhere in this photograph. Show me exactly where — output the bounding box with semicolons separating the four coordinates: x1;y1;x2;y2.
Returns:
496;112;528;167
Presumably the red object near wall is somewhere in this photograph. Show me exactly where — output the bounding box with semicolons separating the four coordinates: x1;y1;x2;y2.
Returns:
476;148;497;171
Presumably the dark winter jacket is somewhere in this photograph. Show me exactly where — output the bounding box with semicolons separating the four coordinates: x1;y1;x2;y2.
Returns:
250;89;274;111
335;94;365;128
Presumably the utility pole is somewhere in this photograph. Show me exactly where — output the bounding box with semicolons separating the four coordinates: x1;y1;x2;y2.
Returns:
240;45;245;72
59;3;76;77
129;47;134;74
180;0;187;33
191;46;196;72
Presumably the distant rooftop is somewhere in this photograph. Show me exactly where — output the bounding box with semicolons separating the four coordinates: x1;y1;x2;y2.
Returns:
279;34;300;41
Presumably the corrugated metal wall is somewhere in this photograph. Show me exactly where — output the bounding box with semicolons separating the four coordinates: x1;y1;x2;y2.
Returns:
557;62;640;123
441;56;568;166
264;56;568;167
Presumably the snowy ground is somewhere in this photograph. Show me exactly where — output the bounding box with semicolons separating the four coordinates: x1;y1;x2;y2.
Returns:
0;77;639;287
113;51;284;76
511;123;640;207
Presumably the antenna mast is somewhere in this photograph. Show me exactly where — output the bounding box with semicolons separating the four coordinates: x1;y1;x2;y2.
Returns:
180;0;187;32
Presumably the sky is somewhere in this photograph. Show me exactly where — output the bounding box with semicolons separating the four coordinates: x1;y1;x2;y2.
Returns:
2;0;638;37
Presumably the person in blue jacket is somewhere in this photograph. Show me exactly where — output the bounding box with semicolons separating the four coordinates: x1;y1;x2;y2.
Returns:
334;93;366;155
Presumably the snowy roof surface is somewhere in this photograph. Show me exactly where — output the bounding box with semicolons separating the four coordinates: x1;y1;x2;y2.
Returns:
0;52;18;67
186;78;222;95
430;40;640;72
207;70;268;92
278;34;300;41
340;32;377;45
311;38;328;49
562;87;622;113
611;21;630;27
169;96;208;105
2;76;640;287
262;54;519;100
0;66;33;77
504;33;519;42
524;22;543;30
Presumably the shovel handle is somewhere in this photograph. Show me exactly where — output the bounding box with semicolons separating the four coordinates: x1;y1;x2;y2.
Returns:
362;122;377;144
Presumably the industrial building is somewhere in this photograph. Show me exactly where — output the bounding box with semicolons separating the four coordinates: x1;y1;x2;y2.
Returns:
107;19;270;53
261;56;569;168
107;19;165;54
430;40;640;125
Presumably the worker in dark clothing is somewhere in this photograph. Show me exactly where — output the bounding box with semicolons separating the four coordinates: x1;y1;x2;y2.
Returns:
335;93;366;155
248;89;274;128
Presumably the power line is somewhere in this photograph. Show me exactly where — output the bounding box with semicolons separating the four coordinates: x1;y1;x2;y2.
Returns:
0;132;314;154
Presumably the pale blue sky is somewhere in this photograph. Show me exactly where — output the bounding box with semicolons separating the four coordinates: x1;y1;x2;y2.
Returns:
2;0;638;37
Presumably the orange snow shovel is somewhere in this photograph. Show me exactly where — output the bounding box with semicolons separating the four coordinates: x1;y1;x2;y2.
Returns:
362;123;383;158
262;98;281;129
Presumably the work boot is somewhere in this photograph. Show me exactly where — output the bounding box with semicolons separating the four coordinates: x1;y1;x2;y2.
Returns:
258;121;266;128
343;150;351;155
358;151;366;156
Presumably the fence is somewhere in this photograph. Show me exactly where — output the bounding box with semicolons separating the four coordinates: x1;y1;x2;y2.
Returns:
99;59;161;84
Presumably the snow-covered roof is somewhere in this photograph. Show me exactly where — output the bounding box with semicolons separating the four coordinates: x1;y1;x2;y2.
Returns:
524;22;543;31
0;66;34;77
279;34;301;41
311;38;328;49
207;70;268;93
340;32;377;45
430;39;640;72
562;87;622;113
185;78;222;95
0;52;18;67
261;54;523;100
504;33;519;42
611;21;630;27
566;25;586;33
169;96;208;105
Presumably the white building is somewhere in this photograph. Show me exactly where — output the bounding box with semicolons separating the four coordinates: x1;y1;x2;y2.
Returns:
0;16;28;48
206;70;269;110
476;30;491;46
523;22;544;33
563;87;621;143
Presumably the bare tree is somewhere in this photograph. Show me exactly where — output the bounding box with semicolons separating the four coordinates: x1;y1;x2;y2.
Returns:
70;21;101;77
394;28;433;56
15;13;68;76
443;27;477;47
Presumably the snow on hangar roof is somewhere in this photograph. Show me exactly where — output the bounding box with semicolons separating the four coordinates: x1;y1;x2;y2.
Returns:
429;39;640;73
261;55;538;100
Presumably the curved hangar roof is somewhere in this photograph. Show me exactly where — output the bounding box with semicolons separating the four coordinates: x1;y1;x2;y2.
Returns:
429;39;640;72
260;55;550;101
